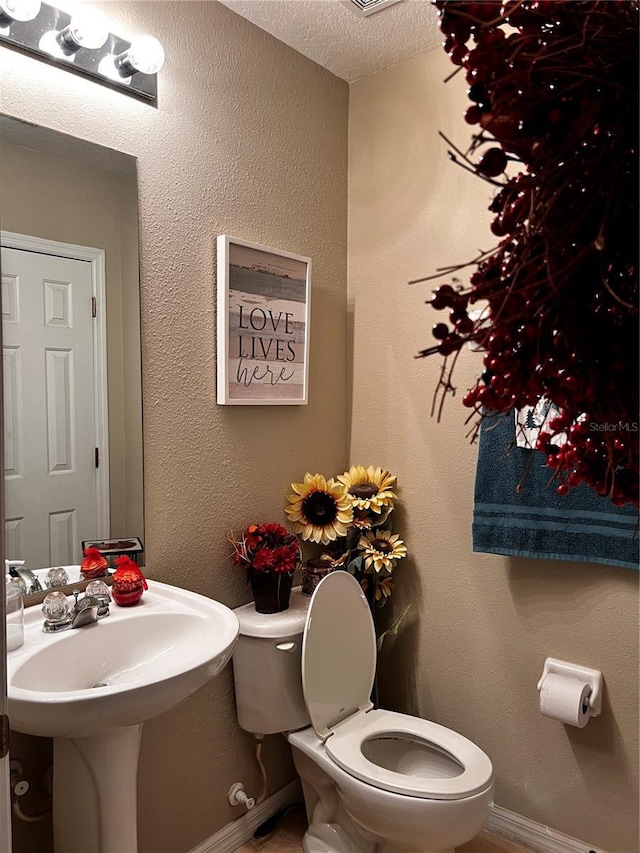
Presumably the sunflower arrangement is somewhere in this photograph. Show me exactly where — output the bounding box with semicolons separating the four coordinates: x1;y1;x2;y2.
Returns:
284;466;407;610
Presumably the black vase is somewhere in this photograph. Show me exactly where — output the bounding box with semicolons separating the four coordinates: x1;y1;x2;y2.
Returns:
249;568;294;614
301;559;334;597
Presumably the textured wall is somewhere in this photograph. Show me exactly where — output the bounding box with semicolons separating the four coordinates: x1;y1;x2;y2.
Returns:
348;49;639;853
0;2;348;851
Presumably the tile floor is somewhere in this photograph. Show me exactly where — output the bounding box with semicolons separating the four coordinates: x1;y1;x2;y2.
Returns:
235;804;533;853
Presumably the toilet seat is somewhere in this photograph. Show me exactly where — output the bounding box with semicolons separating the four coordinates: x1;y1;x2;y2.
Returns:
325;707;494;800
301;573;493;801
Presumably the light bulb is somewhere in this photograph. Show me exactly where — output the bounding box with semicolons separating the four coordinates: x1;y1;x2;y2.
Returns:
64;7;109;50
40;7;109;59
0;0;41;23
118;35;164;76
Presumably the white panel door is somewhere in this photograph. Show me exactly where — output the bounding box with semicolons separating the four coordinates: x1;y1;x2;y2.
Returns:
1;248;97;569
0;579;10;853
0;576;10;853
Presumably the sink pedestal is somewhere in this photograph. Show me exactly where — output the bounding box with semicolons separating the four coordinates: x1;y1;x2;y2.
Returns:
54;725;142;853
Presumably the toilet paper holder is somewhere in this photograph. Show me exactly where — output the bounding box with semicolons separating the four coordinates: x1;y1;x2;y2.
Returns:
537;657;603;717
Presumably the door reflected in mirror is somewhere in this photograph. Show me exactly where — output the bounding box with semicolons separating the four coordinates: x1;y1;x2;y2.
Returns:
0;116;144;602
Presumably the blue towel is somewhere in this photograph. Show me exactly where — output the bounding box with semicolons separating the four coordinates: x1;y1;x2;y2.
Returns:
473;414;639;570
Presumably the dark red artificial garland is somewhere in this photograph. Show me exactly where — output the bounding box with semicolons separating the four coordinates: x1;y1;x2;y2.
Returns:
418;0;639;507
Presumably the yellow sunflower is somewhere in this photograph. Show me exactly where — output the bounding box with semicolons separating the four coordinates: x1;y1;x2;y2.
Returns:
358;529;407;573
374;576;395;602
338;465;397;514
285;473;353;545
351;504;392;531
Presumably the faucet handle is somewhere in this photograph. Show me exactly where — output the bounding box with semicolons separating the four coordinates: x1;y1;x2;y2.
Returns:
84;580;111;618
42;591;73;633
95;596;111;618
46;567;70;589
85;579;111;598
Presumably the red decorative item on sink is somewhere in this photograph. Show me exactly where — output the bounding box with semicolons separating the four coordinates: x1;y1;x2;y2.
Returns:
111;556;148;607
80;547;109;580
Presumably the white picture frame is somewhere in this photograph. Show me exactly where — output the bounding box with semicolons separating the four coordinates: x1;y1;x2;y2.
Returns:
216;235;311;405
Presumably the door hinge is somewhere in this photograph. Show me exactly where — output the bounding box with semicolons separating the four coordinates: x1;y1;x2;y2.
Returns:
91;296;97;318
0;714;9;759
95;447;99;468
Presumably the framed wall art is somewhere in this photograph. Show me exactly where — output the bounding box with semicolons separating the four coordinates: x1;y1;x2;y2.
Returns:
217;235;311;405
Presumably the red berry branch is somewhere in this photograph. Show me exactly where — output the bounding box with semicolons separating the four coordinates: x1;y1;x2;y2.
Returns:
416;0;639;507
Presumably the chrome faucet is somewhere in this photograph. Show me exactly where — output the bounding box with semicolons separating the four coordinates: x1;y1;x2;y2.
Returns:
6;560;42;594
42;589;111;633
70;592;101;628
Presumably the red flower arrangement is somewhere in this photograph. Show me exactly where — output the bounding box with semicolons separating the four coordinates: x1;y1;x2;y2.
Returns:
416;0;638;507
228;523;301;574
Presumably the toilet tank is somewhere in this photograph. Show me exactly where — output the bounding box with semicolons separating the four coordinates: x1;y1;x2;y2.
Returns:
232;588;311;736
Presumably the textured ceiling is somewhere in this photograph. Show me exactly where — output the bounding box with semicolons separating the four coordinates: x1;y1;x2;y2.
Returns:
217;0;442;82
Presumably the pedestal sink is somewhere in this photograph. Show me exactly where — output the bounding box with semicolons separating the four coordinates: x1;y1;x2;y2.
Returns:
6;580;239;853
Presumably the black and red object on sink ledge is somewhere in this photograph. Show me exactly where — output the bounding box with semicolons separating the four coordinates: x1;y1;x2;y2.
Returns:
81;537;144;566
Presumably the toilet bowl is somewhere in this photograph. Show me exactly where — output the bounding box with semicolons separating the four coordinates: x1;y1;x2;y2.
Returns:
289;723;493;853
232;572;494;853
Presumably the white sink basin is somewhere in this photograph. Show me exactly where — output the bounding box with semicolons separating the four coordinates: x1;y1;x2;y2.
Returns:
7;580;239;737
6;580;239;853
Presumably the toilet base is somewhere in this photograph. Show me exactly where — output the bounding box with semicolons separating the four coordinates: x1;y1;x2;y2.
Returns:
294;743;459;853
299;768;376;853
380;845;453;853
289;728;493;853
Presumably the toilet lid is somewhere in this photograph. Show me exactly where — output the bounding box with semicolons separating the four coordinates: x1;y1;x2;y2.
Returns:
302;571;376;740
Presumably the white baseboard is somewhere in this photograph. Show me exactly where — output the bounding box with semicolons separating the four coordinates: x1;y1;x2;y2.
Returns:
189;779;303;853
190;786;609;853
488;804;609;853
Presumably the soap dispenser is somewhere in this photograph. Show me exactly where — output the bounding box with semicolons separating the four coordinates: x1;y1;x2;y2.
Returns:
5;574;24;651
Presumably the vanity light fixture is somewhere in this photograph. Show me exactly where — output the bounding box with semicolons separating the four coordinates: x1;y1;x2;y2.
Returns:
0;1;164;103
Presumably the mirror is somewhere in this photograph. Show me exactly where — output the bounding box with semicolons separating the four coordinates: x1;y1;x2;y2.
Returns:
0;116;144;605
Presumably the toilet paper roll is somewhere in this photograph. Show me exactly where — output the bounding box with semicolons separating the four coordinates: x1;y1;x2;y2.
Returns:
539;673;592;727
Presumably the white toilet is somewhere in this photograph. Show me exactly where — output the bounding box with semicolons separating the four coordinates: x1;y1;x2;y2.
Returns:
232;571;494;853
